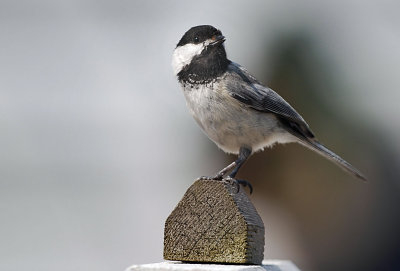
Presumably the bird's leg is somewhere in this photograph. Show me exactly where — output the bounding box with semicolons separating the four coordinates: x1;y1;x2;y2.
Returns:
224;147;253;193
213;161;237;180
228;147;252;178
197;147;253;193
196;161;236;181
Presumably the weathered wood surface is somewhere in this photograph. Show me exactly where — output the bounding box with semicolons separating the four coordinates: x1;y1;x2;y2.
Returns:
164;179;265;264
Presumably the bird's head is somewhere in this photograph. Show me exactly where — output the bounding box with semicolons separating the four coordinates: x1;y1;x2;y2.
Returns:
172;25;228;79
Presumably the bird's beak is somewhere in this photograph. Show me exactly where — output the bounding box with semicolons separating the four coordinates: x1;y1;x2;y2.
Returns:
209;35;226;46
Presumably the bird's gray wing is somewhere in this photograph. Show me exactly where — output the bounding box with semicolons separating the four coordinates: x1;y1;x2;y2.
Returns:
225;62;367;181
225;62;315;138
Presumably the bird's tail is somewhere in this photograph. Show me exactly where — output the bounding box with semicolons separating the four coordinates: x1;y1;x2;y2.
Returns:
299;138;367;181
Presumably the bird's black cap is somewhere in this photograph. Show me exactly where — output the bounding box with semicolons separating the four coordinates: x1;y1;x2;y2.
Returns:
177;25;223;47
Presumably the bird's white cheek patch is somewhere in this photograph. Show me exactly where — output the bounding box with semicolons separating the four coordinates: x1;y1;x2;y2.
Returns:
171;43;204;75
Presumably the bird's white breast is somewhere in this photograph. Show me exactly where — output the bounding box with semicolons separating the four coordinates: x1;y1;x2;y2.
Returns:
181;80;295;154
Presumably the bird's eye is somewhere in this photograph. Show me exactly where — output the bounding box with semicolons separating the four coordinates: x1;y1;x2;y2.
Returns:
194;37;199;43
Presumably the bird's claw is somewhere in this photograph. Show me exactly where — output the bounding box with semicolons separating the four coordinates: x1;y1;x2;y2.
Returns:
196;174;223;181
221;177;253;194
221;176;240;193
196;175;253;194
235;179;253;194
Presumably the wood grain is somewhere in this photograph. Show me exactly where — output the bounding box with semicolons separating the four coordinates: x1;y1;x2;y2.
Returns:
164;179;264;264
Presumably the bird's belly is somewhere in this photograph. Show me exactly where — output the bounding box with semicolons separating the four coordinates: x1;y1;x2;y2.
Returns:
183;84;293;154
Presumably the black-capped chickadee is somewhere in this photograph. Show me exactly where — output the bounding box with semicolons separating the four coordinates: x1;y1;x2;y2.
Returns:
172;25;366;190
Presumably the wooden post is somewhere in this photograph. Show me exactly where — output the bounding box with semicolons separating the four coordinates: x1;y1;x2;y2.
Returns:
163;179;265;264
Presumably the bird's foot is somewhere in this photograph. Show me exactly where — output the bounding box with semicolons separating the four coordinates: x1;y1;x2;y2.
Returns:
196;175;253;194
222;177;253;194
236;179;253;194
196;173;223;181
196;166;232;181
196;161;237;182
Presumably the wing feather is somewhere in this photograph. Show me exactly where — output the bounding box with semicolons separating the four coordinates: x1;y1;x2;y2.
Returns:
223;62;366;181
226;62;314;138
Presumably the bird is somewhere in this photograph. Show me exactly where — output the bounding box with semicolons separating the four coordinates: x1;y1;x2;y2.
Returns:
172;25;366;191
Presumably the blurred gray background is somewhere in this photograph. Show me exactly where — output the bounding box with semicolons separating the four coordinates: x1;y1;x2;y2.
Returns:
1;1;400;271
